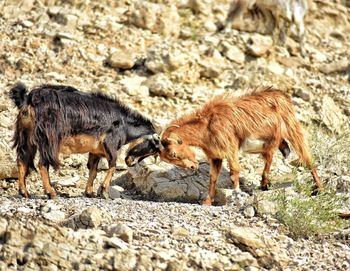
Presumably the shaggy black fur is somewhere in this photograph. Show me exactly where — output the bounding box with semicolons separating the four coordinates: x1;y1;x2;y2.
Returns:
9;82;157;171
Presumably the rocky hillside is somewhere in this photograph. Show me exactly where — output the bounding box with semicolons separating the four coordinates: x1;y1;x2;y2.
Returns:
0;0;349;270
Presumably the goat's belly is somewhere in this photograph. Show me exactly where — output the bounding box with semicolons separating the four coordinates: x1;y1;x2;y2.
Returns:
60;135;104;155
240;138;265;153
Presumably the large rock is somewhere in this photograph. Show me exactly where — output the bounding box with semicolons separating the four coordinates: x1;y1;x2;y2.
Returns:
226;227;291;269
129;2;180;37
62;207;111;230
143;73;175;98
317;95;345;134
0;139;18;180
145;42;191;74
124;154;232;203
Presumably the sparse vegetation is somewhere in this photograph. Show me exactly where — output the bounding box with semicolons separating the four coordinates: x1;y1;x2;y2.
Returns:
271;177;347;239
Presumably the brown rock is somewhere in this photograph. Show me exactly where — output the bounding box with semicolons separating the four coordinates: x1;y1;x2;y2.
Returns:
246;34;273;57
107;49;136;70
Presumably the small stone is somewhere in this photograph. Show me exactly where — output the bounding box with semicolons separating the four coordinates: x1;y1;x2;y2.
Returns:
107;237;129;249
267;61;285;75
108;223;133;243
107;49;136;70
21;20;34;28
143;74;175;98
293;88;312;102
109;185;124;200
51;176;79;187
17;207;32;214
204;21;217;32
215;189;234;205
120;75;149;97
317;59;349;74
243;205;255;218
172;226;189;238
43;210;66;222
246;34;273;57
220;42;245;64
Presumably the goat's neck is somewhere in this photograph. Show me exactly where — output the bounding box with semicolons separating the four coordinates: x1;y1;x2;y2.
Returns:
176;122;206;148
126;125;154;143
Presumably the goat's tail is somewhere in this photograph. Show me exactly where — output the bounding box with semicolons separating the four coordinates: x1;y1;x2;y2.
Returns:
282;107;323;189
281;106;313;169
9;82;28;108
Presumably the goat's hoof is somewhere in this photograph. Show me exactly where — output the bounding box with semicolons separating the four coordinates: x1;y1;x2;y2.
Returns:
97;187;110;199
84;191;95;198
19;190;30;199
260;185;269;191
311;186;322;196
46;190;57;199
202;198;213;206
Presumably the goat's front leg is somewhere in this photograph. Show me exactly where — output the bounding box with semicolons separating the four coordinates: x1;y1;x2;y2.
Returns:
98;166;116;199
18;160;30;198
85;153;100;197
202;159;222;206
227;152;241;192
38;163;57;199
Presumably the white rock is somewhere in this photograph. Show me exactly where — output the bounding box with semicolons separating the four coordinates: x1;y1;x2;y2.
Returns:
120;76;149;97
18;207;32;214
267;61;285;75
52;176;80;187
108;237;129;250
107;49;136;70
109;185;124;200
43;210;66;222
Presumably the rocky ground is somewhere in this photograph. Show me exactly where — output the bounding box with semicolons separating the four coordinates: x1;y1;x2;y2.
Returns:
0;0;349;270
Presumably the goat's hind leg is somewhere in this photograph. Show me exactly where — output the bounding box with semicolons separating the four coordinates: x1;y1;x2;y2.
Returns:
85;153;100;198
17;142;37;198
260;142;279;191
18;160;30;198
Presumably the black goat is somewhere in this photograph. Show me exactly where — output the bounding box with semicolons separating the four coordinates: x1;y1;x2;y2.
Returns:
9;83;159;199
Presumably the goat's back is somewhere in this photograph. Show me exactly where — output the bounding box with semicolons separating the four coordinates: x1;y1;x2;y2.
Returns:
200;88;294;139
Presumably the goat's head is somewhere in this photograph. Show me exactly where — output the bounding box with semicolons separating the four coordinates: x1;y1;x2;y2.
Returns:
160;131;199;171
125;133;161;167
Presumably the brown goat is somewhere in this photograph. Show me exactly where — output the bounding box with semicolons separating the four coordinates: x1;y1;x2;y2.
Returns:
160;87;323;205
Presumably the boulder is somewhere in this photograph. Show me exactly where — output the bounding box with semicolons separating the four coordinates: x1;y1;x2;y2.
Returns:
129;2;180;37
143;73;175;98
227;227;291;269
62;207;111;230
124;154;232;203
317;95;345;134
145;42;191;74
0;140;18;180
120;75;149;97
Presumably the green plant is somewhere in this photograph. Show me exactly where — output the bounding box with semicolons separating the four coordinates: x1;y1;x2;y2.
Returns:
271;180;347;239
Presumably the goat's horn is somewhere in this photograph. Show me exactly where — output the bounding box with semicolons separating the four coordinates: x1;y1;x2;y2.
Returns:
160;124;180;139
152;133;160;140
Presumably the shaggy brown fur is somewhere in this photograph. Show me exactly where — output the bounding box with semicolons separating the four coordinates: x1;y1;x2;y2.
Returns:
160;87;323;205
